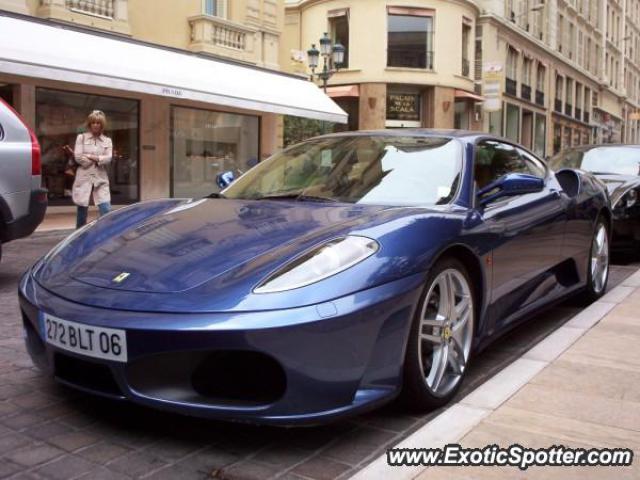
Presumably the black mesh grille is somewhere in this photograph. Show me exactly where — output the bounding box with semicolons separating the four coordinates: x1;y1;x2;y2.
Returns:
54;353;122;397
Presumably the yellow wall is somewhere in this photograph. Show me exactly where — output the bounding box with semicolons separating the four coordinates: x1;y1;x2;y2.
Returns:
284;0;478;91
128;0;200;50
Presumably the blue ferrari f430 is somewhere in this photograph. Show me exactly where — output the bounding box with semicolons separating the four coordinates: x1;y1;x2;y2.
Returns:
20;130;611;425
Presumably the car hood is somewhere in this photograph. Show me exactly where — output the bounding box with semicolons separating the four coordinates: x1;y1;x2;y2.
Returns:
594;174;640;205
37;198;391;294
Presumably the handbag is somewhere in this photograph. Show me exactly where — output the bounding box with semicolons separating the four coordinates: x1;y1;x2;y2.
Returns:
62;145;77;177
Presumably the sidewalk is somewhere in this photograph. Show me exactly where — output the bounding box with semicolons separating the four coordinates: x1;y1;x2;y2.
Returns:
353;270;640;480
36;210;100;233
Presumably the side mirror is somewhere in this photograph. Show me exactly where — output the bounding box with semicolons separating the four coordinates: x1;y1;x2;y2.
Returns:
477;173;544;206
216;170;235;189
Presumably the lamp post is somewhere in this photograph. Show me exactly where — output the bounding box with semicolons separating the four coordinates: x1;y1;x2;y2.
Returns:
307;32;345;93
511;3;545;21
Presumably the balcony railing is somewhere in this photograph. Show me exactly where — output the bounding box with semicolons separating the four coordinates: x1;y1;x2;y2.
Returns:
575;108;582;121
212;24;246;50
188;15;258;64
506;78;517;96
535;90;544;106
555;98;562;112
66;0;114;18
521;84;532;101
37;0;129;34
565;103;572;116
462;58;470;77
584;111;590;123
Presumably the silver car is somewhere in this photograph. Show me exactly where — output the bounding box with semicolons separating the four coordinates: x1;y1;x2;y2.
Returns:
0;100;47;260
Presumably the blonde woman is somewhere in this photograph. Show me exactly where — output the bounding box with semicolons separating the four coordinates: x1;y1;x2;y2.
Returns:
73;110;112;228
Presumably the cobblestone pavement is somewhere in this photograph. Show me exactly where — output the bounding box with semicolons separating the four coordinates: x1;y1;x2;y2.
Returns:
0;232;637;480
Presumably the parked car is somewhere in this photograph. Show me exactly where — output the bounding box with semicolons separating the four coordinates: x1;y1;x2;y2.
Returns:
0;99;47;260
20;131;610;425
550;145;640;252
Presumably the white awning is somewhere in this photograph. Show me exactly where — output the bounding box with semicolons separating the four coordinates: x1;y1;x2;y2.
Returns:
0;15;347;123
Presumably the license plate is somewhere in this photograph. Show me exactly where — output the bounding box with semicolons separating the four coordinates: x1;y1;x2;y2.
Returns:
42;313;127;362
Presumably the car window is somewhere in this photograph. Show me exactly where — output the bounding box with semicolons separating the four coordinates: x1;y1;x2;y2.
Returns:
224;135;463;206
474;140;545;190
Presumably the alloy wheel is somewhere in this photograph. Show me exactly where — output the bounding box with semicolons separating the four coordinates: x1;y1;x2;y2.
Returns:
591;223;609;295
417;269;474;397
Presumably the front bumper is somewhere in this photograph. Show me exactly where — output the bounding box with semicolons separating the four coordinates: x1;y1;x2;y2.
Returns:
1;189;48;243
19;270;423;425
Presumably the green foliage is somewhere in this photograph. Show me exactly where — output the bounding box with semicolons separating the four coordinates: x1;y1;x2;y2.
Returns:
283;116;337;147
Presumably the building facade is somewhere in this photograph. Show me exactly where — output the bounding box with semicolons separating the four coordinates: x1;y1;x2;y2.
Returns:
0;0;324;212
283;0;640;157
282;0;483;132
478;0;640;157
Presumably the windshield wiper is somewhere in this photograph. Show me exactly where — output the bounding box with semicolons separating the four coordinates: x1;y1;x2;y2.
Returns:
207;192;227;198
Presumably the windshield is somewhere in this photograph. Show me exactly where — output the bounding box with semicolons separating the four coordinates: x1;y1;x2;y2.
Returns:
223;135;463;206
550;147;640;176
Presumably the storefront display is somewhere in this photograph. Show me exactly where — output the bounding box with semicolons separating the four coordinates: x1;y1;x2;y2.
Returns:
171;107;259;198
35;88;139;206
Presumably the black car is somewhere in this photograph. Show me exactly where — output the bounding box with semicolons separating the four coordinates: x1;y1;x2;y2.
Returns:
550;145;640;252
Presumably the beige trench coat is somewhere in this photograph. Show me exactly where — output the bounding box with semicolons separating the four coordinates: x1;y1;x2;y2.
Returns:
72;133;112;207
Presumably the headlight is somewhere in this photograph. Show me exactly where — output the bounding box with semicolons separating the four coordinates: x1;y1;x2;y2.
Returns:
254;236;379;293
42;220;97;264
625;189;638;208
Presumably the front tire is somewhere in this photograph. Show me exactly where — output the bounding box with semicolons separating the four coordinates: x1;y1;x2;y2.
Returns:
579;218;610;303
401;257;475;409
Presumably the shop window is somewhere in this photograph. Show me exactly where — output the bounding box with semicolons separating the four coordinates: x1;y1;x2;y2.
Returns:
36;88;139;206
387;8;434;69
329;9;349;69
171;107;259;197
488;110;503;136
505;103;520;142
534;114;546;157
454;101;469;130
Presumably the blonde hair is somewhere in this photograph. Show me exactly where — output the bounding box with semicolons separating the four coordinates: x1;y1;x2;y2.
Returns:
86;110;107;132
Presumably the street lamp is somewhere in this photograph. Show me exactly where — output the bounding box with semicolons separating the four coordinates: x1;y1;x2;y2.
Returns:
307;32;345;92
511;3;545;21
